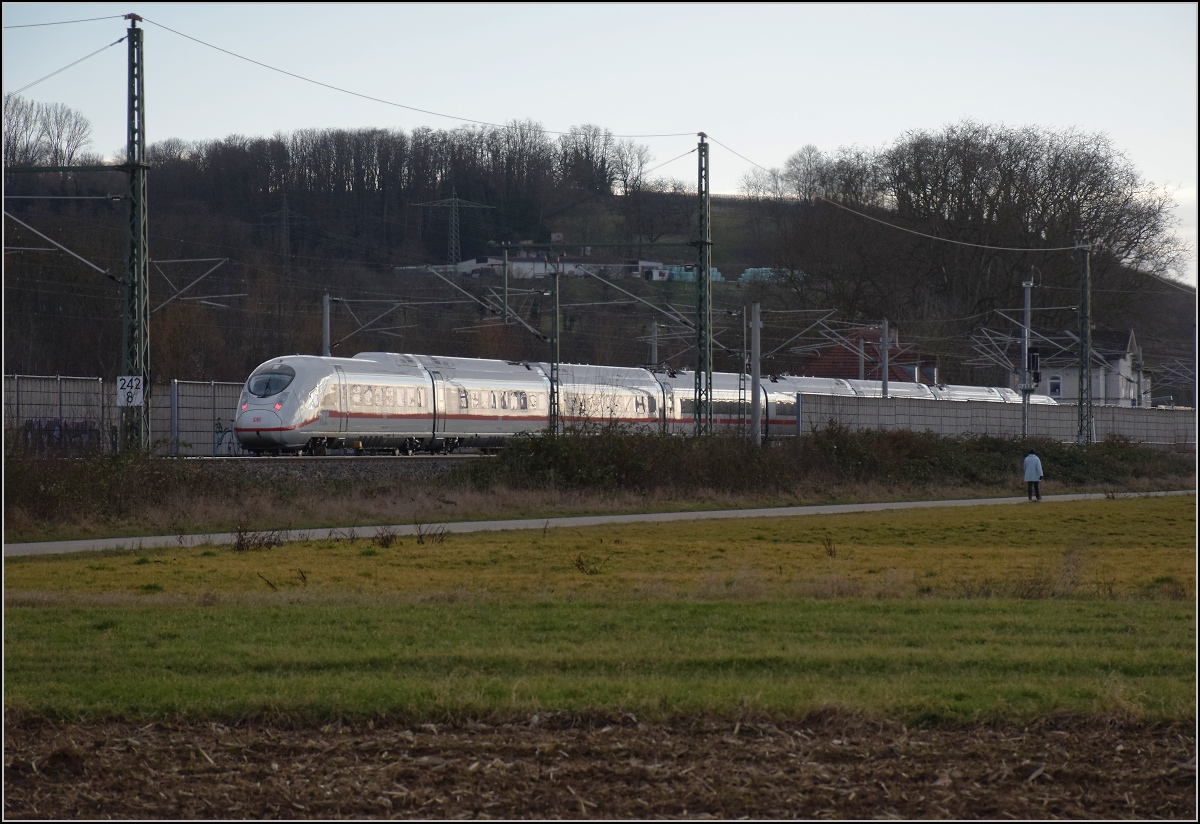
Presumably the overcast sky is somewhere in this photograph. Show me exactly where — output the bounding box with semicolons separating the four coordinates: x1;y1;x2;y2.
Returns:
4;2;1197;285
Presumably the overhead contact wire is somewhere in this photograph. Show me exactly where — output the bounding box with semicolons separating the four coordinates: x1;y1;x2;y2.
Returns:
140;17;695;139
708;135;1083;253
4;36;127;97
3;15;126;28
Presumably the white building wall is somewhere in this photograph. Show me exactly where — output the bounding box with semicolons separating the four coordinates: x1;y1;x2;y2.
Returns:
1031;355;1150;408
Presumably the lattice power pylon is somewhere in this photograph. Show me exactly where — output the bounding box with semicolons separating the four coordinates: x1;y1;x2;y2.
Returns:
415;188;492;266
692;134;713;435
121;14;150;450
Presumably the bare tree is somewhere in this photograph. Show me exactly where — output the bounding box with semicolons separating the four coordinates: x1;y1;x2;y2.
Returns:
2;96;93;168
37;101;93;166
557;124;617;195
3;94;45;167
782;144;828;201
612;139;652;196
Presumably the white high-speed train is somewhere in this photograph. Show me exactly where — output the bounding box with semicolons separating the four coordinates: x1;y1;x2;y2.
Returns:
233;352;1057;454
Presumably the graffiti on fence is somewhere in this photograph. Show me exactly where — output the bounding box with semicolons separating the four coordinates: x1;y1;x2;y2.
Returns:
19;417;104;452
214;418;237;455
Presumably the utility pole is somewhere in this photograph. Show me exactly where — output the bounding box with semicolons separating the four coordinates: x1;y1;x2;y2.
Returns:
858;336;865;380
1077;233;1094;444
322;293;331;357
120;13;150;450
750;302;762;445
650;320;658;366
738;307;747;434
692;133;713;435
1021;276;1033;436
549;257;561;436
502;247;509;323
448;189;460;267
880;318;889;398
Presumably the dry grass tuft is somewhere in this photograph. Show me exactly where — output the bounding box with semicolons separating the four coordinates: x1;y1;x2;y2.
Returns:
793;574;864;599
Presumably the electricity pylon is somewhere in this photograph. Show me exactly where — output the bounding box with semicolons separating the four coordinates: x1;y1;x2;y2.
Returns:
691;133;713;435
121;13;150;450
415;188;492;266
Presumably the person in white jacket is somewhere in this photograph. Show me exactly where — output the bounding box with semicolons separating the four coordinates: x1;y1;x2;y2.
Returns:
1024;449;1044;502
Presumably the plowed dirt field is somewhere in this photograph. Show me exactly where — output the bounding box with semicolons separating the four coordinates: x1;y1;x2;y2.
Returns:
4;713;1194;819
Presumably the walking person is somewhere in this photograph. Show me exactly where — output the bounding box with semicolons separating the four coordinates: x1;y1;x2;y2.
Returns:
1024;449;1043;502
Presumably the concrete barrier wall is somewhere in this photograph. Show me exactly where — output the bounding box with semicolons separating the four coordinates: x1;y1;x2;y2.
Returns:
795;394;1196;448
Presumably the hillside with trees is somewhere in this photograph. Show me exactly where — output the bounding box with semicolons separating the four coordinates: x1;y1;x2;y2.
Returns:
4;98;1194;402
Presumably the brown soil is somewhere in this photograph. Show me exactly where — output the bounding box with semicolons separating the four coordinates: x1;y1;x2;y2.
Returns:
4;713;1194;820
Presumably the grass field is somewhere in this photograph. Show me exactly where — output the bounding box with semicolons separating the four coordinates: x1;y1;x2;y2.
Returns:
4;496;1195;724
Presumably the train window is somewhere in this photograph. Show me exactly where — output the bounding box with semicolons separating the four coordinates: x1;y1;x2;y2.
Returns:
648;397;656;415
1049;376;1061;397
470;390;480;408
775;401;797;416
517;391;528;410
635;396;646;414
500;391;509;410
248;364;296;397
350;385;362;405
363;386;375;406
415;388;424;407
490;391;498;409
529;394;539;409
458;388;469;410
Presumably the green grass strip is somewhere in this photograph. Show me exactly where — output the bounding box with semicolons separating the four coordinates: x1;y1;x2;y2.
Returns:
5;598;1193;724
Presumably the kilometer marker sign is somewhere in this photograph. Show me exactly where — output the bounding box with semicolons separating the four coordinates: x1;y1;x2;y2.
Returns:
117;375;144;407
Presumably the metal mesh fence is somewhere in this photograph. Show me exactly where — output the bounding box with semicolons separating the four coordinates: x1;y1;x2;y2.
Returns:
3;375;110;452
4;375;248;456
165;380;248;456
5;374;1196;455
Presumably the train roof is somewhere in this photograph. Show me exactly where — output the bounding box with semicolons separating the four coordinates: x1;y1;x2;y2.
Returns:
842;379;937;400
533;362;658;390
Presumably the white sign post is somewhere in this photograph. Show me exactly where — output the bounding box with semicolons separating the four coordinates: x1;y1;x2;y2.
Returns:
117;375;144;407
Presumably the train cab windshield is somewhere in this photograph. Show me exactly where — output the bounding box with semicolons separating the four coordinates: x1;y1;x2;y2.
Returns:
247;364;296;397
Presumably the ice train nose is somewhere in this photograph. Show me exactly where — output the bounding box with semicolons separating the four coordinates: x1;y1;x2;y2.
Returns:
234;409;283;447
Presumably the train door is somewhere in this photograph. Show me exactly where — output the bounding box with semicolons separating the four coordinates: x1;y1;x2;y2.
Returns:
428;371;445;439
333;365;349;437
759;384;770;441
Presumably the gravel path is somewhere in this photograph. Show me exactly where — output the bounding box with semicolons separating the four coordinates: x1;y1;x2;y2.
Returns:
5;490;1194;558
